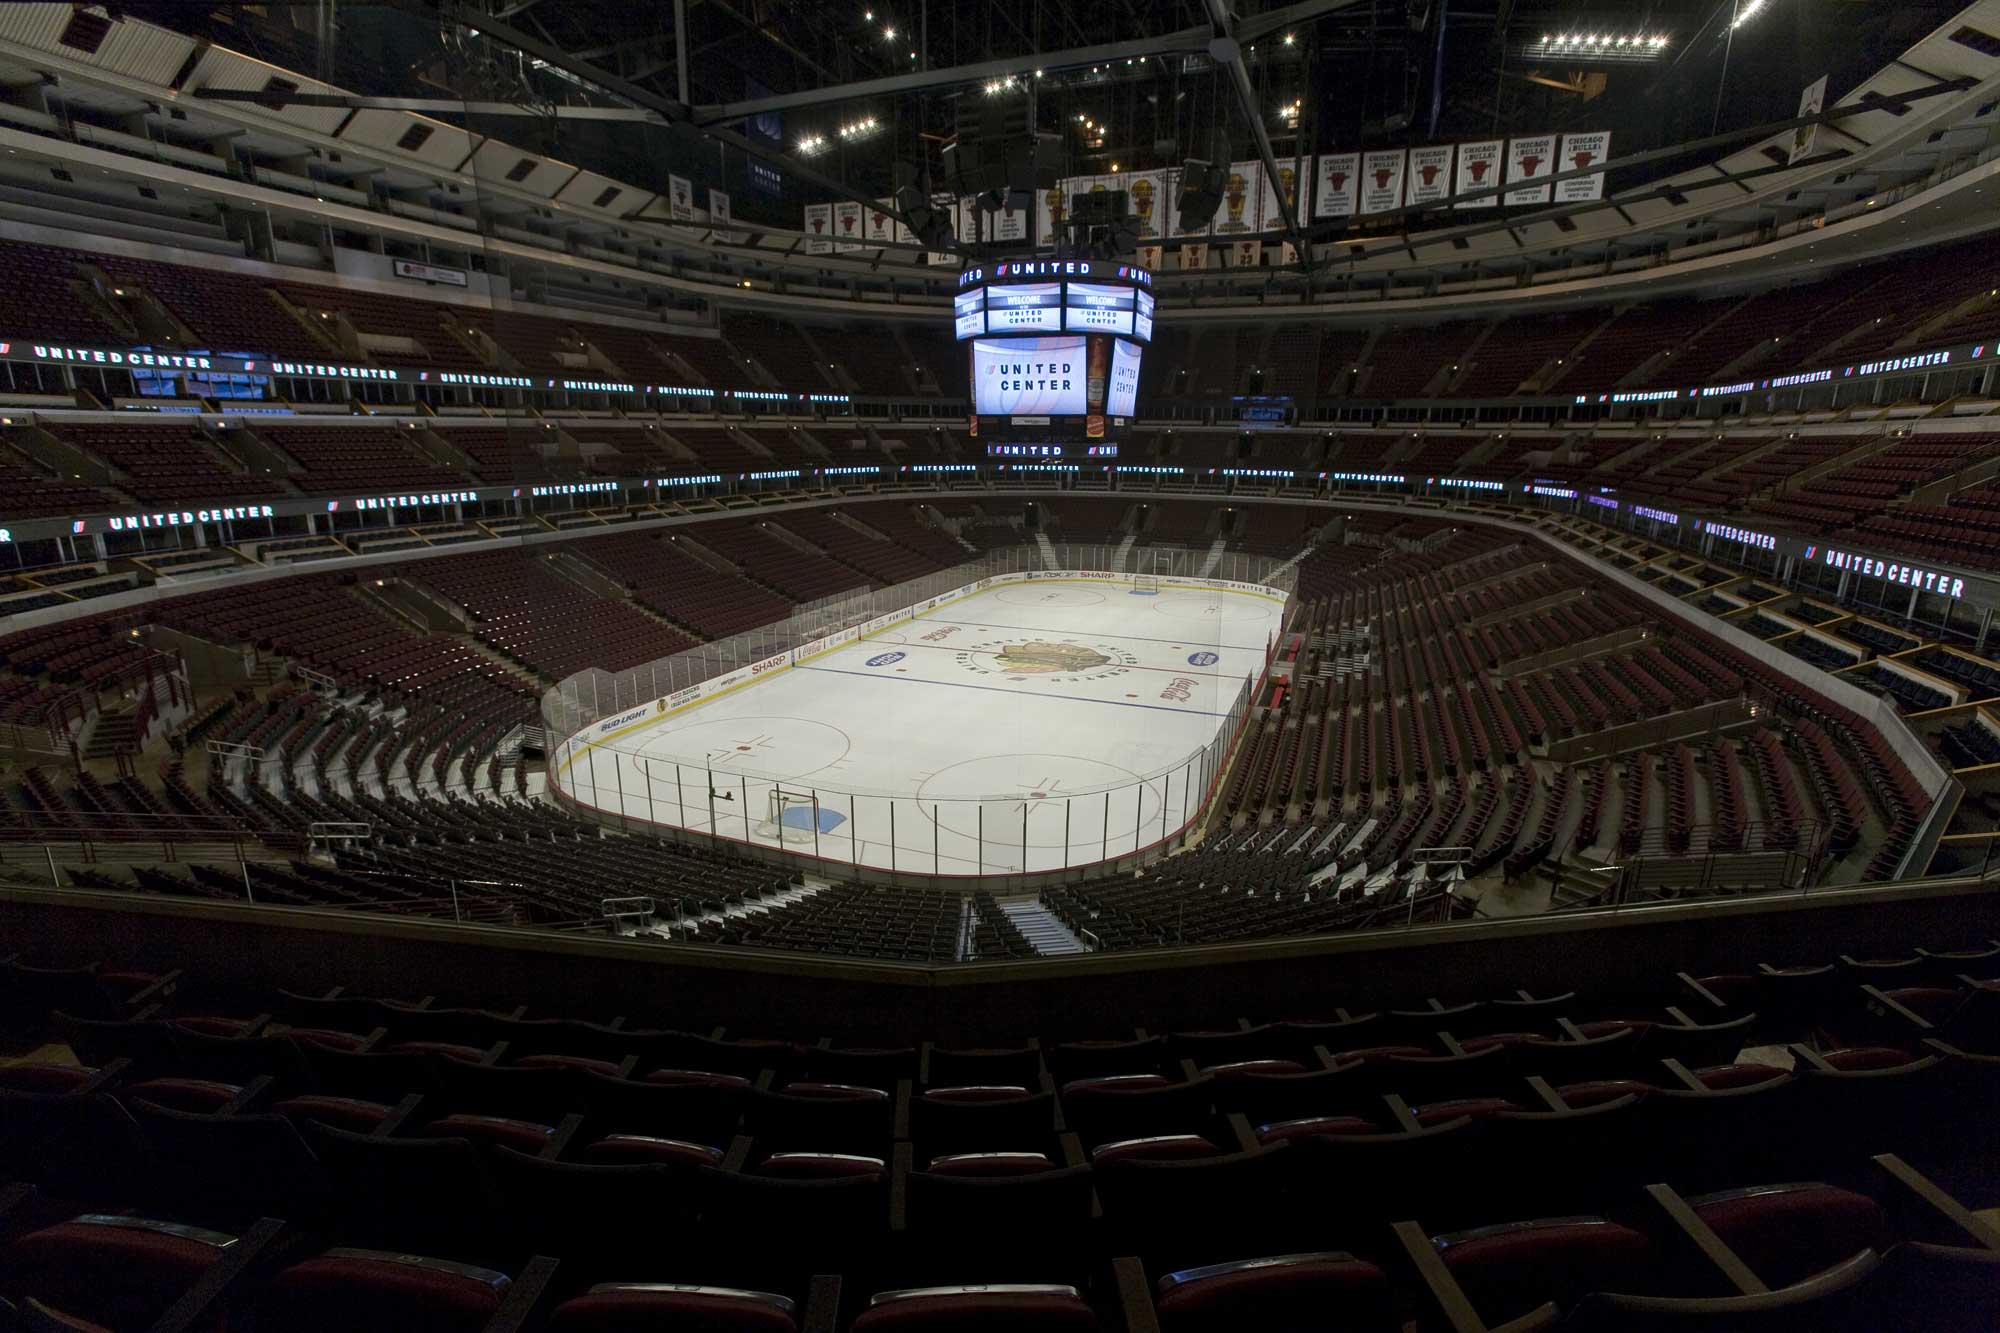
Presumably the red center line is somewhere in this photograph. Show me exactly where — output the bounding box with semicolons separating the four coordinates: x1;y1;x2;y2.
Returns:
882;638;1238;678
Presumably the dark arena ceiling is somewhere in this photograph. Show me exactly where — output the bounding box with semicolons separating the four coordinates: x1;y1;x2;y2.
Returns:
126;0;1972;235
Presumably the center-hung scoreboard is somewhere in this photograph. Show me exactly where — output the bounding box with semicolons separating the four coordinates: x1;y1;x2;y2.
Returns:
954;260;1153;441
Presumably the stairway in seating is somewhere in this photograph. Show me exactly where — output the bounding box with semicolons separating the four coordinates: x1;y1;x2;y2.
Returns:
82;710;139;761
1198;535;1229;578
1034;531;1060;570
1110;534;1136;571
999;897;1092;955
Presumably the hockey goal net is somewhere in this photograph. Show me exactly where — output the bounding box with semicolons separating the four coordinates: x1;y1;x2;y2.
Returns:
754;786;820;844
1131;573;1162;593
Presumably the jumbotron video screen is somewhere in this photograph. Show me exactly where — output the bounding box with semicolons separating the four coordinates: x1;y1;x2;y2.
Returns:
957;261;1152;439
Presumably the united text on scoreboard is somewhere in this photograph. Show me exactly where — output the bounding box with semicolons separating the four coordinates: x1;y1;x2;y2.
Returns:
954;262;1155;343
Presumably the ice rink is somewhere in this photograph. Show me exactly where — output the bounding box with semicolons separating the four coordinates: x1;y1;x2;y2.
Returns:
555;576;1286;876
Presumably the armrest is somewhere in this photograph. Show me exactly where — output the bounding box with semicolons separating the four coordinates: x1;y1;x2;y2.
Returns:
614;1056;639;1080
1383;1095;1423;1134
150;1216;286;1333
375;1093;425;1138
126;971;183;1010
1111;1255;1161;1333
484;1254;559;1333
1788;1044;1839;1073
1641;1183;1767;1295
892;1079;911;1142
889;1142;912;1234
1867;1154;2000;1252
1676;972;1728;1011
722;1134;754;1174
76;1057;131;1095
1523;1076;1566;1112
800;1274;841;1333
1224;1112;1258;1154
354;1027;388;1053
220;1075;275;1116
1057;1132;1086;1169
1860;985;1936;1032
238;1014;272;1038
1657;1058;1705;1091
1312;1044;1340;1071
480;1042;508;1067
917;1042;934;1088
543;1113;584;1161
1391;1218;1504;1333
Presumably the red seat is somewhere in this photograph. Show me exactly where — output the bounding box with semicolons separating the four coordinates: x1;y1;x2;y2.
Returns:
118;1078;242;1114
271;1095;399;1133
1155;1252;1397;1332
581;1135;724;1168
258;1249;514;1333
550;1283;797;1331
1434;1216;1657;1324
422;1113;555;1154
0;1216;239;1331
925;1151;1058;1178
1689;1183;1888;1289
851;1284;1099;1331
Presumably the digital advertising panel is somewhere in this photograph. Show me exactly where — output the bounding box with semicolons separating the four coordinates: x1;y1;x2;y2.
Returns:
1106;338;1143;418
953;288;986;340
984;282;1064;333
1133;289;1155;343
971;335;1087;416
1064;282;1136;335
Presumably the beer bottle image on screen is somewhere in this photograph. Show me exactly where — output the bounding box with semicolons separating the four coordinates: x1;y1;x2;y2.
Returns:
1087;335;1110;411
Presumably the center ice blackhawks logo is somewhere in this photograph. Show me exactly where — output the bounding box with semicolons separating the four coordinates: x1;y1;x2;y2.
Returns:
954;638;1138;682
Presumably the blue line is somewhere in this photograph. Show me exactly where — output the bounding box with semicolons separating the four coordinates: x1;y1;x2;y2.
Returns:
795;663;1234;716
916;616;1270;651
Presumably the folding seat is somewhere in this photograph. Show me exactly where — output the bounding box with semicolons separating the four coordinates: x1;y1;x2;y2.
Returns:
742;1084;894;1156
695;1170;887;1289
1167;1025;1310;1069
925;1045;1044;1089
0;1213;282;1333
1463;1027;1641;1084
0;1064;116;1096
1151;1251;1398;1333
1045;1035;1169;1084
50;1013;178;1077
1284;1119;1488;1234
268;1091;411;1134
1094;1146;1298;1271
487;1146;688;1267
909;1088;1054;1158
850;1284;1102;1330
125;1101;333;1227
575;1069;741;1149
1552;1248;1885;1331
169;1028;314;1092
256;1249;552;1333
1914;942;2000;987
1686;1183;1887;1290
1419;1215;1660;1328
547;1282;806;1332
302;1122;510;1259
0;1091;147;1206
296;1040;443;1102
429;1056;583;1125
902;1162;1096;1282
798;1046;916;1087
1060;1074;1214;1150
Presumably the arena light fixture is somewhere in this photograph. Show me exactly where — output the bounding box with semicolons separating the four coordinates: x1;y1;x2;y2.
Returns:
1731;0;1767;29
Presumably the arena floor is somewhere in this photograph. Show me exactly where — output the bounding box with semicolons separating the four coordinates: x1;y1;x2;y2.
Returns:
555;576;1287;876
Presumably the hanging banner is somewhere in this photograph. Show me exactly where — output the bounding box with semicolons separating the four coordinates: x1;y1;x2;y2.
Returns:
1167;168;1210;238
1790;76;1828;163
668;175;695;221
1454;139;1503;208
1504;135;1556;206
803;202;832;254
1554;131;1611;203
1128;170;1167;238
1260;155;1307;232
926;195;960;265
1137;244;1164;270
1182;242;1208;271
1314;152;1359;218
864;200;896;246
1233;239;1260;267
992;196;1030;243
708;188;736;243
1359;149;1406;215
1214;160;1264;235
1280;240;1300;265
833;200;865;251
1404;145;1455;208
1037;181;1071;245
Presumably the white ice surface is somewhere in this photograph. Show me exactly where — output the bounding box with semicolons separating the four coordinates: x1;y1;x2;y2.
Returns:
557;578;1285;876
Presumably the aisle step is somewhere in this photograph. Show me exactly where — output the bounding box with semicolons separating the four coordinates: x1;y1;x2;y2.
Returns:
998;897;1092;955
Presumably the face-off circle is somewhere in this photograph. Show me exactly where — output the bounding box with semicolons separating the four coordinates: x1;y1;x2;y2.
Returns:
952;637;1141;683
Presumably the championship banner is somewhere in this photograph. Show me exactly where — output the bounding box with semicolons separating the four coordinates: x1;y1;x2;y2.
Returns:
1037;180;1070;244
992;197;1030;243
708;188;736;243
1182;242;1208;270
1127;170;1167;238
668;175;695;221
1504;135;1555;206
1260;155;1307;231
1454;139;1502;208
1359;149;1406;215
833;200;865;251
1790;76;1828;163
1554;131;1611;203
803;202;832;253
864;200;896;245
1404;145;1455;207
1314;152;1359;218
1214;160;1264;235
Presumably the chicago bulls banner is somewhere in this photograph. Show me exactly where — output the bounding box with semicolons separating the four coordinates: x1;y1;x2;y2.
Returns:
1504;135;1556;206
1454;139;1502;208
803;203;832;254
1314;152;1359;218
1404;145;1455;208
833;200;865;251
1359;149;1406;215
1554;131;1611;203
